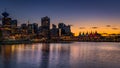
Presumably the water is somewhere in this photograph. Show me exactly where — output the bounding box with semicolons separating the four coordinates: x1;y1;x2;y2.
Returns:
0;42;120;68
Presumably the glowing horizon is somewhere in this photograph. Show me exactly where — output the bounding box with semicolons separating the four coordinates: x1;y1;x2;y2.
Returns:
71;19;120;36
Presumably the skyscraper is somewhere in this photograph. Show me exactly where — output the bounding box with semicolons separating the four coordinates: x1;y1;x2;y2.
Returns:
11;20;17;28
33;23;38;34
58;23;72;36
51;24;59;37
41;16;50;30
41;16;50;39
28;24;34;34
21;23;28;34
2;11;11;27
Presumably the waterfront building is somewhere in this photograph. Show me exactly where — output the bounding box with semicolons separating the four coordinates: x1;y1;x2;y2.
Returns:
33;23;38;34
1;11;12;39
28;23;34;34
21;23;28;30
41;16;50;39
11;20;18;34
38;26;42;33
1;11;19;40
50;24;59;37
21;23;28;35
11;20;17;28
52;24;57;29
58;23;72;36
78;31;102;41
2;11;11;27
21;23;28;39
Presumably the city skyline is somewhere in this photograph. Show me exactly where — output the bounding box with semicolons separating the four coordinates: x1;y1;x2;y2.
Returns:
0;0;120;36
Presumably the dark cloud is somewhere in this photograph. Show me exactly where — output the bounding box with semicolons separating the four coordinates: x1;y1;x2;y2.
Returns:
112;28;118;30
79;27;85;29
106;25;111;27
91;27;98;29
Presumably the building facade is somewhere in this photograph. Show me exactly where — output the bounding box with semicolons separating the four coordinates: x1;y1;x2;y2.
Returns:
41;16;50;39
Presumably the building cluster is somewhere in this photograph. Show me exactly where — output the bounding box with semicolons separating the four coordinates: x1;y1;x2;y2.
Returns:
74;31;120;42
0;11;73;41
78;31;102;41
0;11;120;42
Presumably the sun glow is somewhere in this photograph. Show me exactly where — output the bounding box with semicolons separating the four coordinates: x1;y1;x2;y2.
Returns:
71;19;120;36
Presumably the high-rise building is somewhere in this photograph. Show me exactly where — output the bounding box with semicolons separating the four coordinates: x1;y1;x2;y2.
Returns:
21;23;28;34
51;24;59;37
52;24;56;29
11;20;17;28
41;16;50;30
58;23;72;36
28;24;34;34
38;26;42;33
21;23;27;29
1;11;13;38
41;16;50;39
10;20;18;34
2;11;11;27
33;23;38;34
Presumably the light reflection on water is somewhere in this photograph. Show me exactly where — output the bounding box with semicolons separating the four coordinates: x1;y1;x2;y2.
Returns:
0;42;120;68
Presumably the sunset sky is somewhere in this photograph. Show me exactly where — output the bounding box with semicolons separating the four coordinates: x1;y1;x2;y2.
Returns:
0;0;120;36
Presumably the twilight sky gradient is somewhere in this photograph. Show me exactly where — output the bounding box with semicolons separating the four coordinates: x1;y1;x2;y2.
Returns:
0;0;120;35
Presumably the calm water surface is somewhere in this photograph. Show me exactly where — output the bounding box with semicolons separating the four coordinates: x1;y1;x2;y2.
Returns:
0;42;120;68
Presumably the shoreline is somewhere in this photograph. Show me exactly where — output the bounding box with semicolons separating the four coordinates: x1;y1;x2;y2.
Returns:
0;40;120;45
0;40;74;45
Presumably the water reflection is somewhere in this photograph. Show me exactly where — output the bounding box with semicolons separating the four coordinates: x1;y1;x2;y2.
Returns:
0;45;12;68
49;44;70;68
0;42;120;68
40;44;50;68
